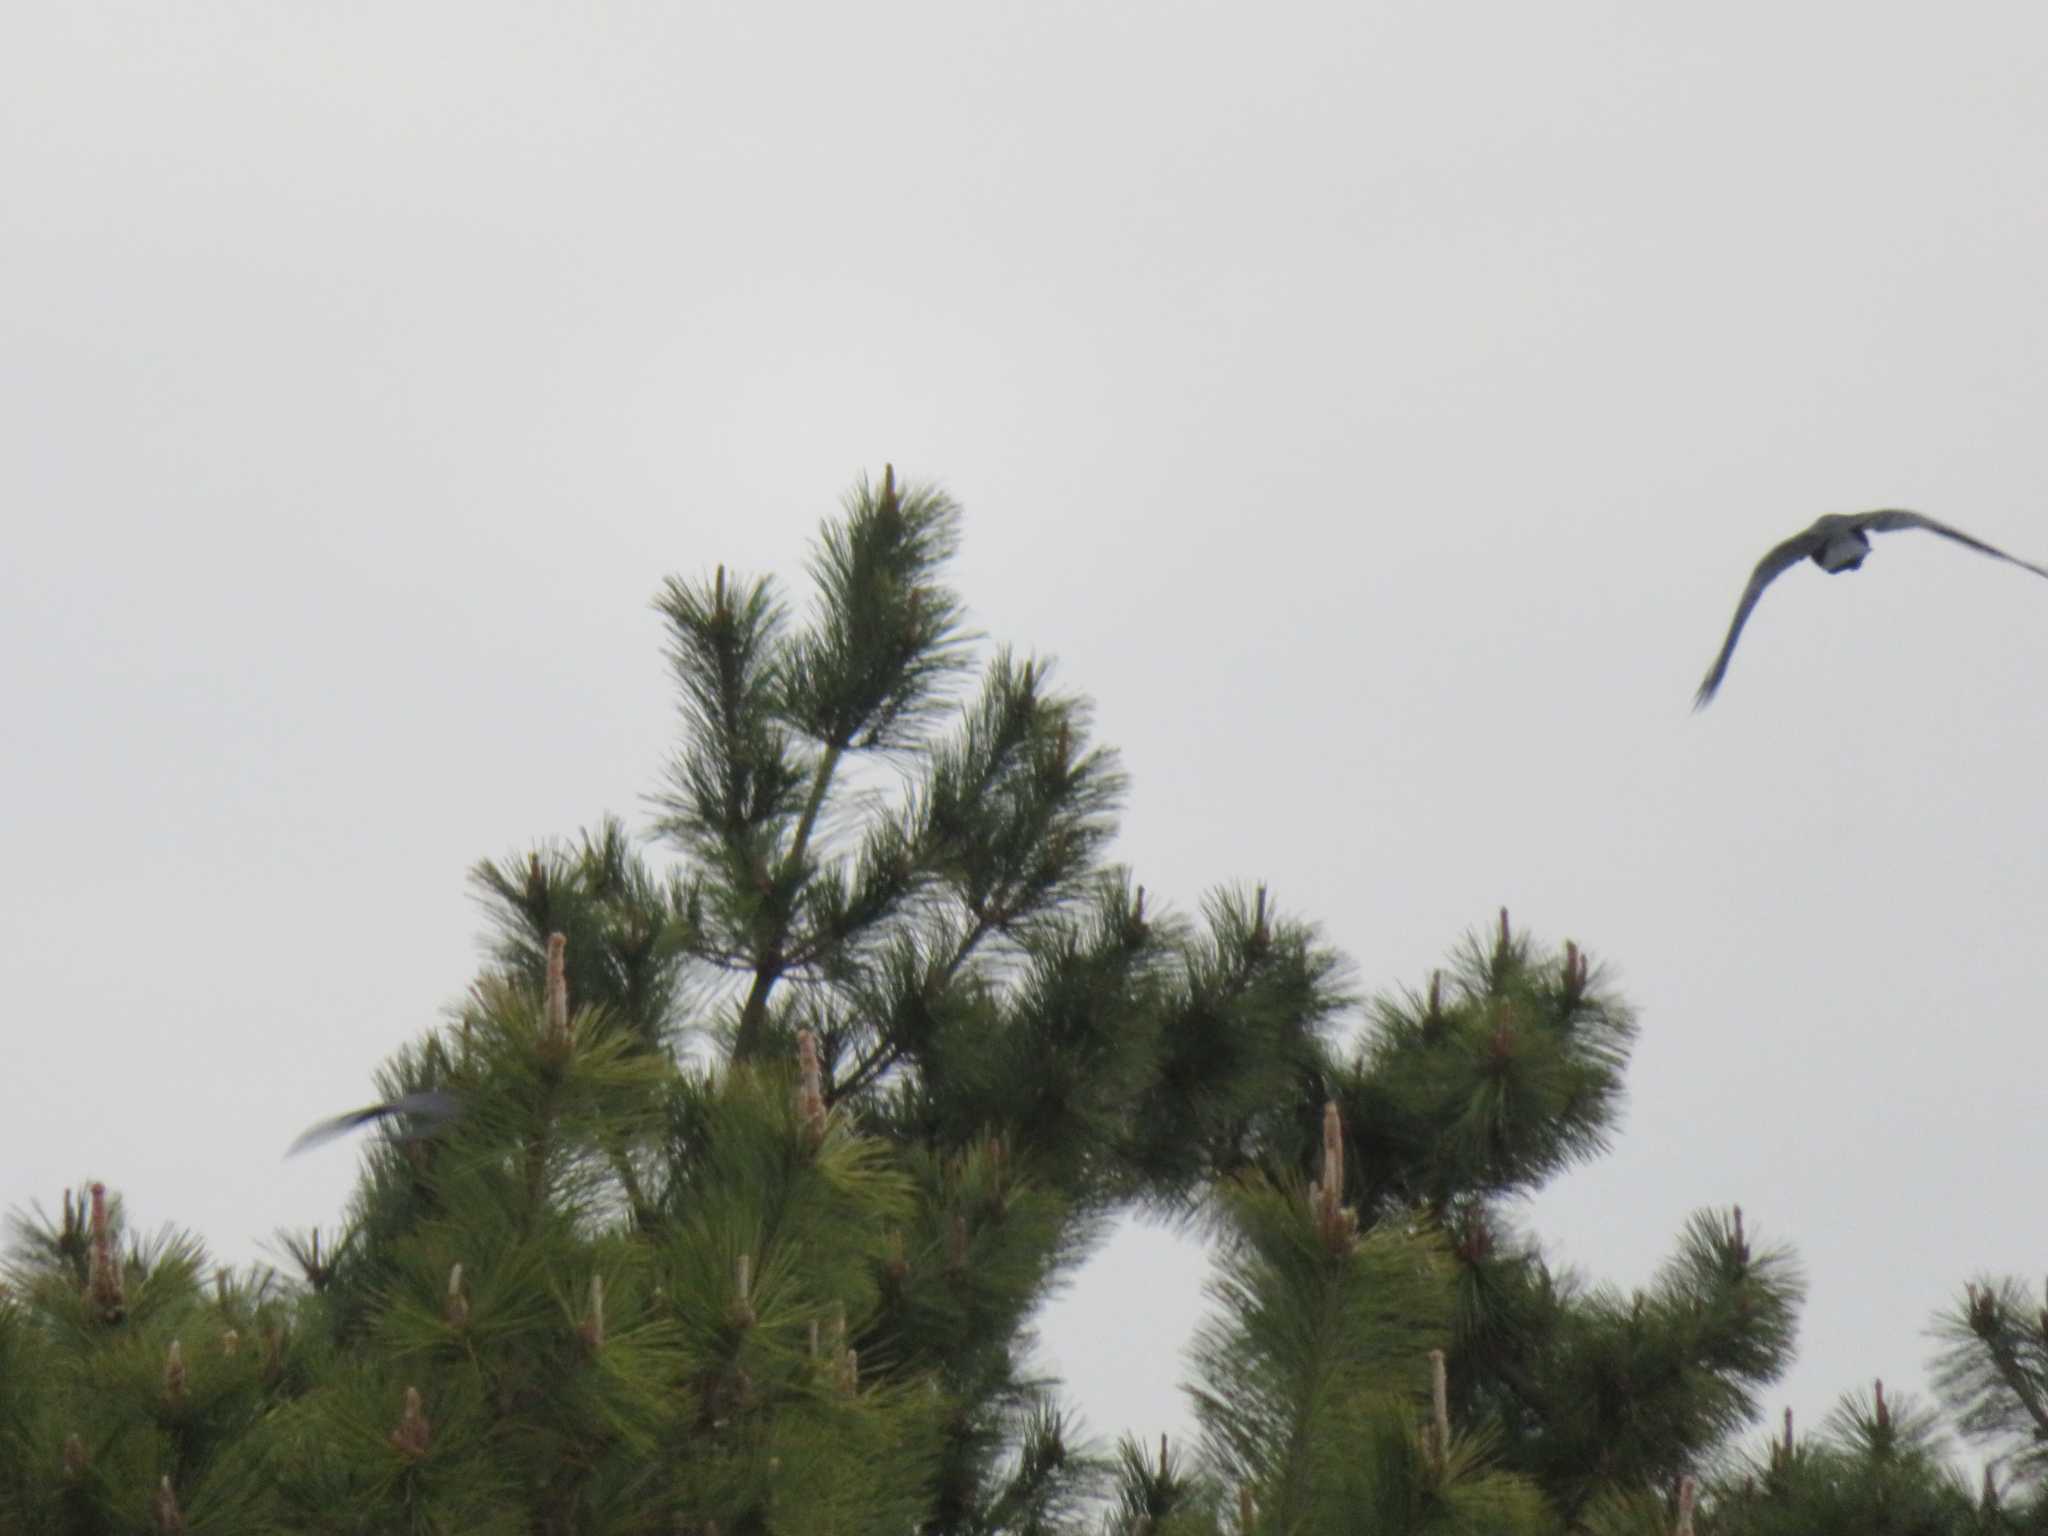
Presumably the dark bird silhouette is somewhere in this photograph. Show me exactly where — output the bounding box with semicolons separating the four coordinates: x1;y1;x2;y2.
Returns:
286;1090;463;1156
1695;510;2048;708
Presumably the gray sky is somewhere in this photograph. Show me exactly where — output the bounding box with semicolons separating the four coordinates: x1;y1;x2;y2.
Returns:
8;0;2048;1467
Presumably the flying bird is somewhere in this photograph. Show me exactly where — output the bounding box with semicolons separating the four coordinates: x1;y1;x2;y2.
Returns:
286;1090;463;1156
1694;510;2048;708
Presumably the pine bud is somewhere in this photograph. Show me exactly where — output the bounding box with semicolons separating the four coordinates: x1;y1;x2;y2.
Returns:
1457;1215;1492;1264
61;1433;87;1479
544;932;571;1050
578;1273;605;1353
1238;1485;1256;1532
445;1263;469;1329
154;1474;183;1532
61;1186;84;1249
1427;1348;1450;1470
1310;1102;1358;1254
162;1340;186;1405
1562;940;1588;998
219;1328;239;1356
85;1183;124;1323
948;1213;970;1274
795;1029;828;1146
1674;1474;1697;1536
1319;1101;1343;1194
729;1254;756;1329
389;1386;431;1458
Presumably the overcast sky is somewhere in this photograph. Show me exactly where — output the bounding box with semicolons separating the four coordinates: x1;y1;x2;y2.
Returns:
8;0;2048;1468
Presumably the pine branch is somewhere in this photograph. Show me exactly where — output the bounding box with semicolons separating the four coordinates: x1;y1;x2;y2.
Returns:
1936;1279;2048;1459
733;738;845;1059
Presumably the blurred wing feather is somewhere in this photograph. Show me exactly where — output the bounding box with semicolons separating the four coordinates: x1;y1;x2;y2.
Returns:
1858;510;2048;580
286;1090;461;1156
1694;530;1821;709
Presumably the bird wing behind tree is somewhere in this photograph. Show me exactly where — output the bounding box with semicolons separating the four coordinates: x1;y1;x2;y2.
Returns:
286;1090;463;1156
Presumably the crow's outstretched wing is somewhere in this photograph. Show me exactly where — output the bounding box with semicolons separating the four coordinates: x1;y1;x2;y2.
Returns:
1694;528;1825;709
1858;510;2048;581
286;1090;462;1156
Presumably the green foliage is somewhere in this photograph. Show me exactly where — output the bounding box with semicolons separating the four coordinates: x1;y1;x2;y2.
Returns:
1480;1206;1804;1518
471;817;699;1056
0;467;1899;1534
1121;886;1352;1209
1187;1171;1554;1536
972;1404;1108;1536
1101;1432;1220;1536
1697;1383;1985;1536
1188;1174;1453;1502
1934;1277;2048;1482
0;1191;287;1534
1237;917;1799;1526
0;469;1168;1533
1335;914;1636;1214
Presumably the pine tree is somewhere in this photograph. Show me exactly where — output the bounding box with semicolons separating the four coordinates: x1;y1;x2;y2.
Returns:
454;469;1354;1530
0;470;1833;1533
1179;1109;1553;1534
0;469;1356;1532
1680;1383;1983;1536
2;954;954;1532
1929;1274;2048;1527
1099;915;1807;1535
1303;915;1801;1524
1;1184;251;1534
